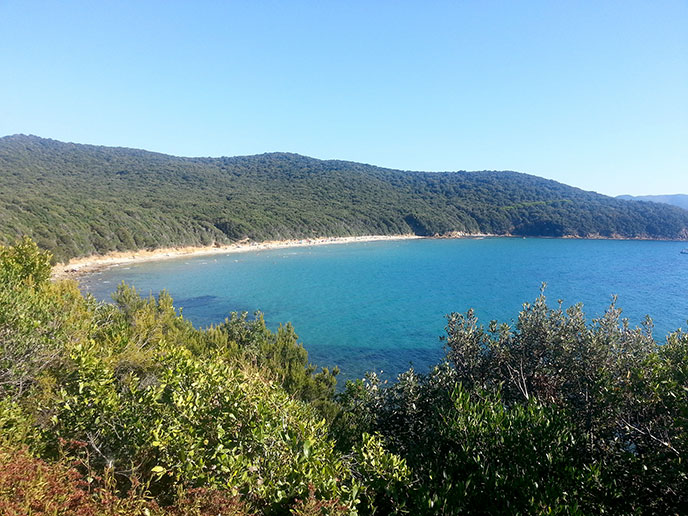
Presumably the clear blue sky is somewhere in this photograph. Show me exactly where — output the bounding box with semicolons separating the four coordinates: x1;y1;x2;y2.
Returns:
1;1;686;196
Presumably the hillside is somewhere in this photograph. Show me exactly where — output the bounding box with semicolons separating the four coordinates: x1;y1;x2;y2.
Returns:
2;134;688;262
617;193;688;211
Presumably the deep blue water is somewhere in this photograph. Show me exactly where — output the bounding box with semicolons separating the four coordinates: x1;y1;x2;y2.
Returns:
82;238;688;382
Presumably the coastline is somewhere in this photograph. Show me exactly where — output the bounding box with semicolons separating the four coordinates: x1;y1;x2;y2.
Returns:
51;234;424;280
49;231;686;281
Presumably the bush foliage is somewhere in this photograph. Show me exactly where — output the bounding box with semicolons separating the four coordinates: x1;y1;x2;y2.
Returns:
335;292;688;514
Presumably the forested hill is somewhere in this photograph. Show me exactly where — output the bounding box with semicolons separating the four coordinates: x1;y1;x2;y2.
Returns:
2;134;687;262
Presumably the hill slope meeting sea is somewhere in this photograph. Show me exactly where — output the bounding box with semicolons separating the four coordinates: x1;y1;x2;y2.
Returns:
1;134;688;264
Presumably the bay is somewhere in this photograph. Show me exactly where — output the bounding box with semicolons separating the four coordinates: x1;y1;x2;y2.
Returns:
82;238;688;382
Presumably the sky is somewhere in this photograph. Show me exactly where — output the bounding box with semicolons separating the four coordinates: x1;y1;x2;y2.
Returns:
1;1;686;196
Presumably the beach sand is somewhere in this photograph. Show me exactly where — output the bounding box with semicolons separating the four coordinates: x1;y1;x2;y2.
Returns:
51;234;423;280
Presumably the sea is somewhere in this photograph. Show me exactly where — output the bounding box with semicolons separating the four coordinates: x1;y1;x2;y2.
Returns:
81;238;688;382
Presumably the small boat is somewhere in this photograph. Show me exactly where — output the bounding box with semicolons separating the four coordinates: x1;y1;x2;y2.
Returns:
681;249;688;255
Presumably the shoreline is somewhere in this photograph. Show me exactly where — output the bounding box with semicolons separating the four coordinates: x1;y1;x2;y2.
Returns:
51;234;426;280
50;231;683;281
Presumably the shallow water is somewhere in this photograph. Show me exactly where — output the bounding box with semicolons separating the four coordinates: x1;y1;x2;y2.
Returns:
82;238;688;382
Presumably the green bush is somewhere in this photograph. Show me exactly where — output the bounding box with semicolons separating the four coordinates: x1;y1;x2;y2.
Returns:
333;292;688;514
42;340;357;513
0;237;91;399
0;238;411;515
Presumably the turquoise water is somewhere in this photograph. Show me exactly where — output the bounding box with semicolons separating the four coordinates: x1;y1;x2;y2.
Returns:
82;238;688;381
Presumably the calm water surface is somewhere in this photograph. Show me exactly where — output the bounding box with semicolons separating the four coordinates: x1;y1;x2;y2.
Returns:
82;238;688;381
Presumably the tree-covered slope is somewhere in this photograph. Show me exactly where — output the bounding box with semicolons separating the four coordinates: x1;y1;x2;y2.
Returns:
2;134;687;262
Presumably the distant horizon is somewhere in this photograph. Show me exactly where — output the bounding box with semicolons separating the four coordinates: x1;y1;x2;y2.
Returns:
4;132;685;199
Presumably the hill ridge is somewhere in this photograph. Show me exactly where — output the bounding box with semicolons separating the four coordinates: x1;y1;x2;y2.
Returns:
1;135;687;261
617;193;688;211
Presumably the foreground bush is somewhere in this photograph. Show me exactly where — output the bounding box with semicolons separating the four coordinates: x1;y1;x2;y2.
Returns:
334;292;688;514
42;340;356;511
0;238;409;515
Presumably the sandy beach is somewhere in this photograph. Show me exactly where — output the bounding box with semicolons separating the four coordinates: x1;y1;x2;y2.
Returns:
51;234;424;280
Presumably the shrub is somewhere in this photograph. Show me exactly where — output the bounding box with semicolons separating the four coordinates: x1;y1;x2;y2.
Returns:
333;292;688;514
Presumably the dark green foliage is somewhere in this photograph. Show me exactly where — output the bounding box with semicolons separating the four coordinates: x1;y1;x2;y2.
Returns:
2;135;687;263
334;293;688;514
432;388;593;514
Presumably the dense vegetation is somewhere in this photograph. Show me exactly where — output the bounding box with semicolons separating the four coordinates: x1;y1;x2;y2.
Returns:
2;237;687;514
2;134;687;263
0;238;407;515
